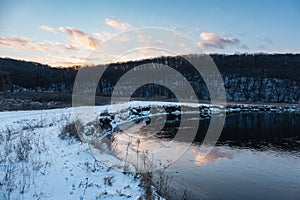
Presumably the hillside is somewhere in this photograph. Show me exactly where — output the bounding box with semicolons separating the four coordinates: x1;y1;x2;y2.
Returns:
0;54;299;104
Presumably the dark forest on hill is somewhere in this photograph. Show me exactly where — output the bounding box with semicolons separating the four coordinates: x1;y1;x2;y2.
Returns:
0;54;299;104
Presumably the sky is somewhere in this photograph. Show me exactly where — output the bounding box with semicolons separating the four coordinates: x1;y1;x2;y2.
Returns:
0;0;299;67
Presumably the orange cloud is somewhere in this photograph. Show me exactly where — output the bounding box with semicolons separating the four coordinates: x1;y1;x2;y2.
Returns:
105;18;131;30
0;36;81;52
198;32;245;49
40;25;57;33
0;36;39;50
56;43;80;51
59;26;101;49
200;32;222;41
94;31;112;41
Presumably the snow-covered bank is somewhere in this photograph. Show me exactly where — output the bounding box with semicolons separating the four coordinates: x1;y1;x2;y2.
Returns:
0;101;299;199
0;106;166;200
87;101;300;138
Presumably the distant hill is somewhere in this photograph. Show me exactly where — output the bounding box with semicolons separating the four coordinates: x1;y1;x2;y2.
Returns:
0;54;299;103
0;58;77;91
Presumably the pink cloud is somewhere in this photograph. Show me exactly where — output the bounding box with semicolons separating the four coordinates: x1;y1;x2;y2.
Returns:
0;36;39;50
199;32;240;49
59;26;101;49
199;32;250;51
0;36;81;52
104;18;131;30
40;25;57;33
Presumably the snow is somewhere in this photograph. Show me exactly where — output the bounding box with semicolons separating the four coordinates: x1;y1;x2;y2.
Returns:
0;100;298;199
0;107;150;200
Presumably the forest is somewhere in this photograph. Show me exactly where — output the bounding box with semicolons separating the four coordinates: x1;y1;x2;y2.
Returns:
0;53;299;104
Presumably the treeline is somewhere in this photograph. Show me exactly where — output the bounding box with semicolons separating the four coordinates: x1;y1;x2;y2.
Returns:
0;54;299;103
0;58;77;92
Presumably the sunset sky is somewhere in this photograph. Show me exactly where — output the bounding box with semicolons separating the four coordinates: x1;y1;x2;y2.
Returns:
0;0;299;67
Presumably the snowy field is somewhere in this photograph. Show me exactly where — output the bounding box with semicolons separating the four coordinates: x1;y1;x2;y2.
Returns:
0;104;165;200
0;101;298;199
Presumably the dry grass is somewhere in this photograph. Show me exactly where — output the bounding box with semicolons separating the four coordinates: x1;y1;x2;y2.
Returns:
0;124;48;199
59;119;83;142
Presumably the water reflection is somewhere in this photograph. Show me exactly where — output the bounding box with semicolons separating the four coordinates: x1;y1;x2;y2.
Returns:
166;144;300;200
192;147;233;165
158;112;300;152
218;112;300;152
112;126;191;172
110;111;300;199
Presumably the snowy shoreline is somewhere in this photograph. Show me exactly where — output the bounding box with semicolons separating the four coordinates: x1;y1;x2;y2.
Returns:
0;104;166;199
0;101;299;199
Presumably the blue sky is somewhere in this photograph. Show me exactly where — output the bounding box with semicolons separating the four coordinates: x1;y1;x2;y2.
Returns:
0;0;299;66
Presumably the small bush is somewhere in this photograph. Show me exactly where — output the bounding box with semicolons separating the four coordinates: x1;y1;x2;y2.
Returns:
59;120;82;142
16;137;32;161
0;125;48;199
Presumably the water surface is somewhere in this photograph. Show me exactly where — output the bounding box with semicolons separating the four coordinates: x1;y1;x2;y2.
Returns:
113;112;300;199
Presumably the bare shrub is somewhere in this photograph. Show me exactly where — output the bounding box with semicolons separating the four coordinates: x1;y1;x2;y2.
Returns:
59;119;83;142
136;153;173;200
16;136;32;161
0;124;48;199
